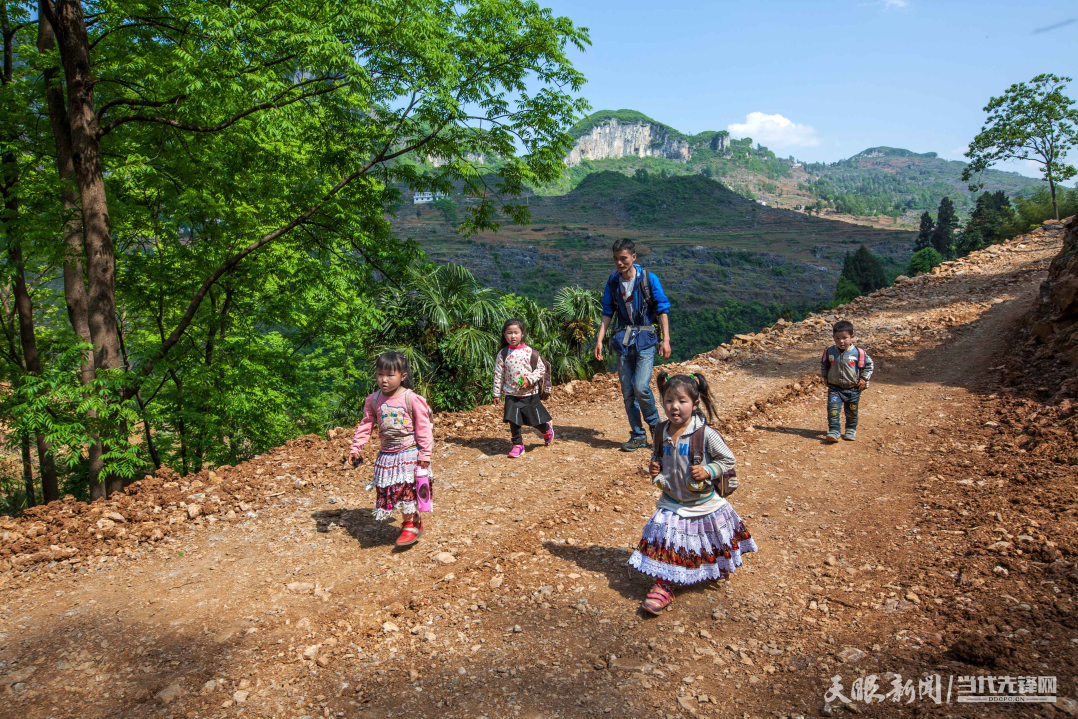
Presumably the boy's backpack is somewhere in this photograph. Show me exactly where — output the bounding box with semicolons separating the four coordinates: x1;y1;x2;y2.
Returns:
823;346;866;371
651;419;737;497
608;267;657;325
499;346;552;400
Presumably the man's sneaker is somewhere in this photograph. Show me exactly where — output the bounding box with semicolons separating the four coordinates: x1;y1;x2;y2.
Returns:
825;432;841;443
544;425;555;445
621;437;649;452
508;444;525;458
842;429;857;441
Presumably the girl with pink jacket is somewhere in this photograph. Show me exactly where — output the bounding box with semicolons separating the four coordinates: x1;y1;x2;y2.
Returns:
349;352;434;547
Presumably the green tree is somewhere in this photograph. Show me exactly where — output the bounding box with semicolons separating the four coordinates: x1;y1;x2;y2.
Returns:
432;198;458;226
955;191;1017;256
963;73;1078;220
840;245;888;295
906;247;944;276
3;0;591;499
833;277;861;304
930;197;958;257
914;211;934;251
1013;186;1078;231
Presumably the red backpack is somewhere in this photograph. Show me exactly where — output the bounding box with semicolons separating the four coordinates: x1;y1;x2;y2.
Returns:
823;347;866;371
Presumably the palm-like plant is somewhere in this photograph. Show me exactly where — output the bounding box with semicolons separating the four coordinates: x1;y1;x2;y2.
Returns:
370;267;604;410
553;286;601;351
375;263;508;408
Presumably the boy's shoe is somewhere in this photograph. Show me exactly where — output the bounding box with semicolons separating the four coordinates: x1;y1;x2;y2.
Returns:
543;425;555;445
395;520;422;547
825;432;841;443
508;444;525;458
842;429;857;441
621;437;649;452
641;581;674;615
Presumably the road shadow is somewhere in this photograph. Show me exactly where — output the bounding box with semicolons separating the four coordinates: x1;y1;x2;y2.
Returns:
755;425;831;442
542;541;724;607
311;508;401;549
442;424;624;453
552;424;624;450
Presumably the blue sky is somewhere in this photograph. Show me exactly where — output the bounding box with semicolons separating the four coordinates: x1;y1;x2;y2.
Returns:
540;0;1077;179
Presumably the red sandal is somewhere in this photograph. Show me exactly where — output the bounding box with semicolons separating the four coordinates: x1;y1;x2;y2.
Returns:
395;520;423;547
641;581;674;615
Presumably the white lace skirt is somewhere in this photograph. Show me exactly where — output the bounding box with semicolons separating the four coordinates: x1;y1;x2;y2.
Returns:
628;503;757;585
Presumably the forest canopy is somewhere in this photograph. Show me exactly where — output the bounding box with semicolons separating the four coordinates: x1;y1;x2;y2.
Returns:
0;0;590;506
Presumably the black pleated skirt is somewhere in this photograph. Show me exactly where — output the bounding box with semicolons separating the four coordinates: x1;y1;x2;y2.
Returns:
502;393;552;427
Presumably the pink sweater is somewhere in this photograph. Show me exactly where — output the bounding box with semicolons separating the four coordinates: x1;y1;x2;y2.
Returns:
350;390;434;462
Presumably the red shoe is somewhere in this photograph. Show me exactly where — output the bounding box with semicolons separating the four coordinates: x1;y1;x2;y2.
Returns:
396;520;423;547
544;425;555;445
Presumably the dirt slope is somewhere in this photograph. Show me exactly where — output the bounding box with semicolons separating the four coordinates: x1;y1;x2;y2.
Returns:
0;221;1075;719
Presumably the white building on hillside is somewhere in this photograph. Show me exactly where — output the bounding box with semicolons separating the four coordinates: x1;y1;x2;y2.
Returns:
413;191;449;204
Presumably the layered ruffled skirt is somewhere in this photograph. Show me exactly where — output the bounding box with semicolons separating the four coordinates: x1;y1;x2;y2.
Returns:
628;503;757;585
368;447;432;520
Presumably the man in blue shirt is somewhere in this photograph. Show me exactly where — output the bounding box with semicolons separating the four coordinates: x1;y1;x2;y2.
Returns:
593;238;672;451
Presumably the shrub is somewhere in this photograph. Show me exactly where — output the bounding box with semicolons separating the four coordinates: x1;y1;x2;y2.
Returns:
906;247;944;276
834;277;861;304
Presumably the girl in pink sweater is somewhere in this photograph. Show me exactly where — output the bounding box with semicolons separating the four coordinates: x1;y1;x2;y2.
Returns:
493;318;553;458
349;352;434;547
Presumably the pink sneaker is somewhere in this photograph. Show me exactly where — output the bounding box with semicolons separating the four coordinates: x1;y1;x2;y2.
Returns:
544;425;555;445
508;444;525;458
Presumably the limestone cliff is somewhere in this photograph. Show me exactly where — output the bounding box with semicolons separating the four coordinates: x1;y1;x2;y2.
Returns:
565;118;690;166
564;111;730;167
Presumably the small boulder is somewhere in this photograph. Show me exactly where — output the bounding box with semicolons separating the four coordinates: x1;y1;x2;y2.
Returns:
156;683;185;704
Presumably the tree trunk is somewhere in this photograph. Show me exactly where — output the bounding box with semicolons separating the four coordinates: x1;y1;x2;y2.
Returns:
170;370;188;475
34;435;59;502
138;402;161;470
20;434;35;508
39;15;106;498
1049;175;1059;220
44;0;122;497
7;238;61;502
2;166;61;503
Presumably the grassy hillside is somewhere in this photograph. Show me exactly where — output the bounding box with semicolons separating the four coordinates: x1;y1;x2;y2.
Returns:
394;172;915;359
539;111;1046;226
803;146;1042;215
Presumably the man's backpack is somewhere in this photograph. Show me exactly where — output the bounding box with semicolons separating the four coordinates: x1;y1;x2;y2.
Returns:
499;346;552;400
609;266;657;324
651;419;737;497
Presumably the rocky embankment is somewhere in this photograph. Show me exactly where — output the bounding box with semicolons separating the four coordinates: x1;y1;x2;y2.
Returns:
1031;214;1078;370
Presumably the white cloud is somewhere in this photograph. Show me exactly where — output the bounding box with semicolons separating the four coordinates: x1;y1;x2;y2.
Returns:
883;0;909;7
727;112;821;149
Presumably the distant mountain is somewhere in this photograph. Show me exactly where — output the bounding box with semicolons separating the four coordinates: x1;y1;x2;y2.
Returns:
396;170;917;359
803;146;1041;214
546;111;1046;218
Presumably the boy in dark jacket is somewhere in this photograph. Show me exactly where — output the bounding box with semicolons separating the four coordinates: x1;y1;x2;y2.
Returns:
820;320;874;442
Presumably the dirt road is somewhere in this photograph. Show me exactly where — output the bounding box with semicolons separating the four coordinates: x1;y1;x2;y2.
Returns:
1;225;1075;719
